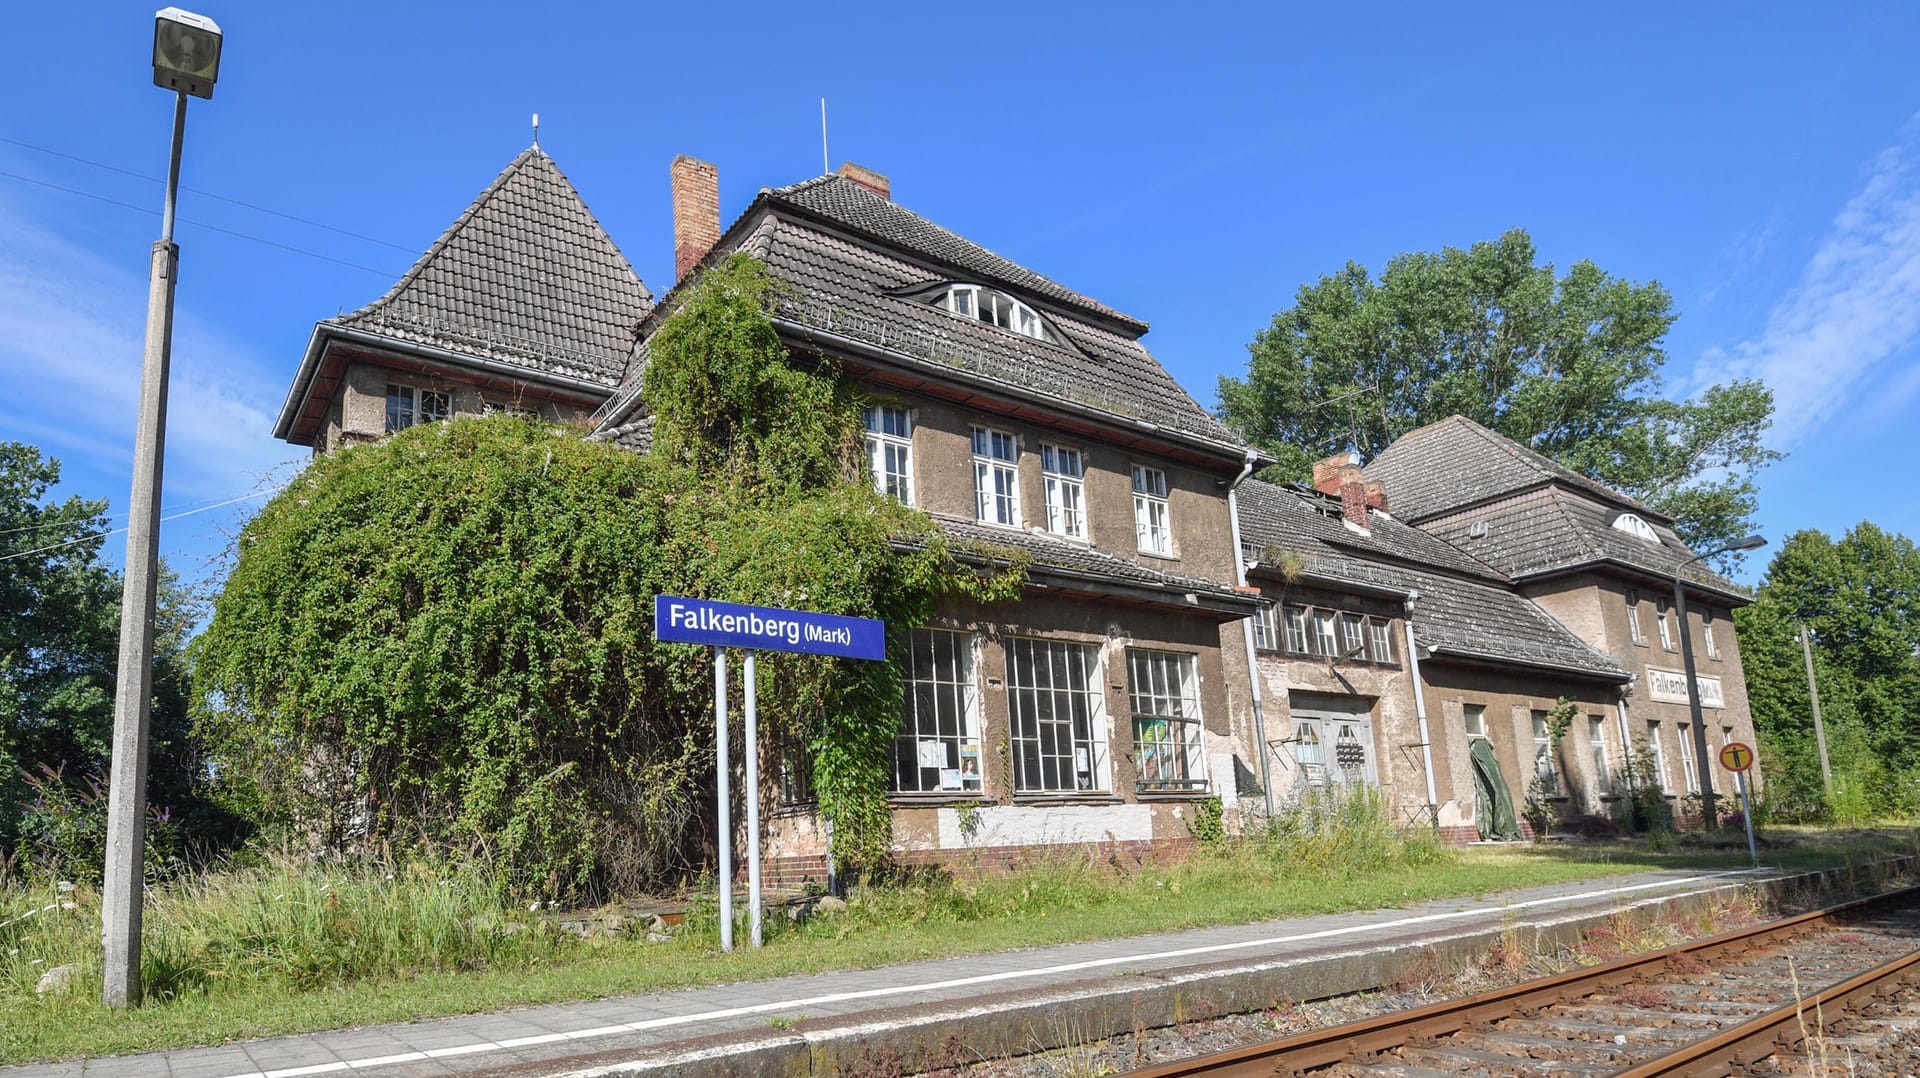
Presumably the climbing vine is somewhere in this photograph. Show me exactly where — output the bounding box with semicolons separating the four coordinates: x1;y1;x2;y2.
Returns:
195;254;1026;898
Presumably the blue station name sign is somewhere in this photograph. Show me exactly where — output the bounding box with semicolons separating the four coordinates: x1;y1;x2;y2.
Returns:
654;595;886;661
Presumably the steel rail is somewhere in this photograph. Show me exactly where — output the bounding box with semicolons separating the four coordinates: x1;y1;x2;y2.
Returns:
1121;884;1920;1078
1615;944;1920;1076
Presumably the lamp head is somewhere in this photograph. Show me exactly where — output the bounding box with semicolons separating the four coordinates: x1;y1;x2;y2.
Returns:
1729;534;1768;552
153;8;222;99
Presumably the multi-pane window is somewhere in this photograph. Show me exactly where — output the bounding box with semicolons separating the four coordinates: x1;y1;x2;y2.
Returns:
1127;649;1206;791
1626;591;1645;645
1656;599;1676;650
1040;444;1086;540
1284;607;1310;654
1646;721;1670;792
1005;638;1107;793
971;427;1020;527
1251;604;1278;652
1531;711;1557;791
1464;703;1487;739
1678;723;1699;792
1313;611;1338;656
863;406;914;504
935;284;1051;341
1339;614;1366;659
1703;611;1719;659
1368;618;1394;663
385;384;450;433
1131;465;1172;555
892;629;981;793
777;732;815;806
1589;716;1611;794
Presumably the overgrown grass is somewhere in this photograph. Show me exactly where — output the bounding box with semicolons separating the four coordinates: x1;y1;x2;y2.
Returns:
4;820;1915;1064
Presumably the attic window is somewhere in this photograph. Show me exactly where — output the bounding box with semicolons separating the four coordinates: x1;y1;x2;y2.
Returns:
1610;513;1660;544
929;284;1055;342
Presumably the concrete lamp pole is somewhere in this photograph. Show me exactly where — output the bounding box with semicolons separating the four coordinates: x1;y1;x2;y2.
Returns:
1673;533;1765;833
101;6;222;1010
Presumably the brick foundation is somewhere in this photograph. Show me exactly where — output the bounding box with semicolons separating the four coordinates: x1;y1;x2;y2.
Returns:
754;837;1197;887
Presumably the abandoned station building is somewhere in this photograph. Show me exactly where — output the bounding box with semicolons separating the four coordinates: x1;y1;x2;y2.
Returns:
272;145;1760;872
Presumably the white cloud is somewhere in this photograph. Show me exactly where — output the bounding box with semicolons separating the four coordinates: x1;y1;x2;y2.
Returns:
1693;114;1920;448
0;204;301;509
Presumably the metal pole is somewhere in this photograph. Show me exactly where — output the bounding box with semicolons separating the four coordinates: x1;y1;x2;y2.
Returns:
1737;769;1756;867
1224;473;1275;819
1799;625;1833;798
744;650;762;948
715;648;732;953
1402;598;1439;827
1673;573;1717;830
102;90;187;1010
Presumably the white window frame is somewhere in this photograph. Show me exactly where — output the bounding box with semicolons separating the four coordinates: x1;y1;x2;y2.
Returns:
385;383;450;433
1040;443;1087;541
893;629;981;793
1251;604;1278;652
1283;607;1310;655
1531;711;1558;791
1703;611;1719;660
1677;723;1699;793
1005;637;1108;793
863;405;915;504
1626;591;1645;646
1368;617;1394;663
1312;610;1338;657
1646;721;1670;792
1127;649;1207;792
1339;613;1367;659
1656;599;1676;651
1464;703;1487;739
971;426;1020;527
1589;716;1611;794
937;284;1050;341
1131;464;1172;555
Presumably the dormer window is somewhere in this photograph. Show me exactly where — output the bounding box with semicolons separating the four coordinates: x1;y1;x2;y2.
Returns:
929;284;1056;342
1610;512;1660;544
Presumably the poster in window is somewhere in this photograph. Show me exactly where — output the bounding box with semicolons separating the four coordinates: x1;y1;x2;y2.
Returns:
1074;746;1092;787
940;768;963;791
917;739;947;769
959;740;982;789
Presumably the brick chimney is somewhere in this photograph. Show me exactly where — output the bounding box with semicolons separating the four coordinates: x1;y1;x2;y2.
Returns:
1364;480;1389;514
1311;452;1358;496
1339;470;1370;529
671;155;720;283
836;161;890;200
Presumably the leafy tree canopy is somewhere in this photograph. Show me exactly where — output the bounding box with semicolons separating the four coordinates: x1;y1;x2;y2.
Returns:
194;256;1024;898
1735;523;1920;820
1217;228;1779;562
1;442;232;878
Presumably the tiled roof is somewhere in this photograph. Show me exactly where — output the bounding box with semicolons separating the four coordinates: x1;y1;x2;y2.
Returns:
766;175;1144;332
923;514;1249;606
592;415;654;453
1420;485;1746;599
1363;415;1658;523
1236;479;1625;680
333;148;652;387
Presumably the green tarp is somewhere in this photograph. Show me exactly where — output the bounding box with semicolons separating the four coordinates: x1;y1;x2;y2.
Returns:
1469;737;1521;841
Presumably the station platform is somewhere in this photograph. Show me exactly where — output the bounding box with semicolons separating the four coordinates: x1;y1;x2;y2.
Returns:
3;865;1809;1078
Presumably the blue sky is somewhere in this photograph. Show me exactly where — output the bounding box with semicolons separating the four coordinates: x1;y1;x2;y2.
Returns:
4;2;1919;590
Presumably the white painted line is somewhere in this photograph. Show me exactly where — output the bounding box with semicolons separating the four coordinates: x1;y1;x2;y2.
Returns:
200;870;1757;1078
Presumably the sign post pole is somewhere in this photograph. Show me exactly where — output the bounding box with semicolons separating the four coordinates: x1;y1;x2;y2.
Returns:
1718;740;1758;869
714;648;733;953
744;649;763;948
1737;770;1756;867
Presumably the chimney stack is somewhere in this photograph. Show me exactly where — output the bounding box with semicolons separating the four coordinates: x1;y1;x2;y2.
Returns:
671;155;720;282
1311;451;1358;496
1364;480;1389;514
836;161;890;200
1339;469;1370;530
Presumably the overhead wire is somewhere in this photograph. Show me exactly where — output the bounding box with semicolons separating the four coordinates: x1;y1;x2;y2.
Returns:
0;168;403;277
0;490;276;565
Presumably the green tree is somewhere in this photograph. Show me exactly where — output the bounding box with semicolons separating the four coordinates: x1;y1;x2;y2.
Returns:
1;443;231;878
194;256;1024;897
1735;523;1920;820
1217;229;1779;563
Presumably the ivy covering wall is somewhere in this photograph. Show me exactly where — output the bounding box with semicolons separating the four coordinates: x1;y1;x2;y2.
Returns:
194;256;1025;897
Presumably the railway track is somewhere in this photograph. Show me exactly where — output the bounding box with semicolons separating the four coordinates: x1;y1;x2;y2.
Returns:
1123;885;1920;1077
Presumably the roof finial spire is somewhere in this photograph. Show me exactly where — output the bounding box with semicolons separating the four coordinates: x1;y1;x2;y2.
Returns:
531;112;541;152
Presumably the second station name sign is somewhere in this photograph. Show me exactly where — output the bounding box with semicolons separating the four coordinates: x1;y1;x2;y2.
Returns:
654;595;886;661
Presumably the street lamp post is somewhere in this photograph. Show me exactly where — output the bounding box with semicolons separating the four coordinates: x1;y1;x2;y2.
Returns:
101;6;222;1010
1673;533;1765;833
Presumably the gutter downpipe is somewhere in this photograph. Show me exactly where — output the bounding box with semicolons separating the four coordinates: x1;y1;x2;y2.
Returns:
1616;678;1638;813
1225;451;1275;819
1401;592;1439;829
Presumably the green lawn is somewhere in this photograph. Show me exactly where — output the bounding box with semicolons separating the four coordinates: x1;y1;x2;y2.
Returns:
2;826;1913;1064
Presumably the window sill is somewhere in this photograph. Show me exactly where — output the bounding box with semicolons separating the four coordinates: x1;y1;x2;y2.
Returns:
1136;549;1180;562
1135;787;1214;801
889;793;988;807
1010;793;1124;807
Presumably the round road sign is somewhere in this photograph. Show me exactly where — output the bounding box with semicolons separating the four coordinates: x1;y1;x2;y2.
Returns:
1719;741;1755;772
